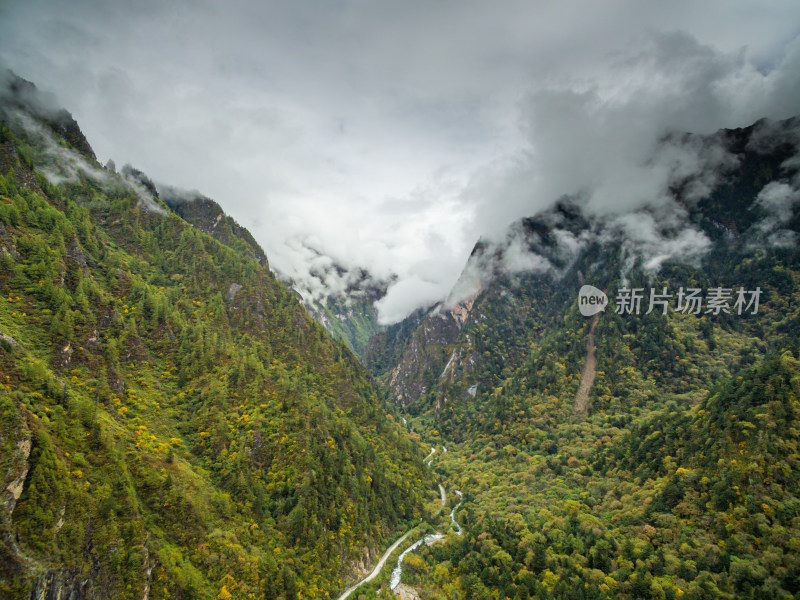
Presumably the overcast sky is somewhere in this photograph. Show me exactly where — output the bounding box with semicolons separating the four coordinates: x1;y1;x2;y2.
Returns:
2;1;799;322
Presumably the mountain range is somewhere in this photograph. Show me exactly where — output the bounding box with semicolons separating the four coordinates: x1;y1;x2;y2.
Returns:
2;72;800;600
0;73;431;600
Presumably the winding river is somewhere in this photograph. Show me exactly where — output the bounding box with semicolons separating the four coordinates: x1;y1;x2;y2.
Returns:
389;479;464;590
449;490;463;536
335;446;464;599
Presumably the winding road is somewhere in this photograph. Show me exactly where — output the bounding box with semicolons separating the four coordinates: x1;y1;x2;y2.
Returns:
335;446;465;599
336;530;413;600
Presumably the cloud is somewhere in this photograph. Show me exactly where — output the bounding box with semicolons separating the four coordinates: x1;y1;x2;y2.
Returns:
0;106;105;184
611;211;712;272
449;30;800;303
757;181;799;224
463;30;799;239
1;1;799;322
375;275;452;326
753;176;800;247
1;101;166;214
500;235;554;274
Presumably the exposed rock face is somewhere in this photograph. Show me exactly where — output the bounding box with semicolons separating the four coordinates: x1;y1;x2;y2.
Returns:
344;545;377;583
29;567;97;600
227;283;243;302
386;312;460;407
364;308;426;379
60;342;73;368
4;436;31;515
1;330;21;349
394;583;421;600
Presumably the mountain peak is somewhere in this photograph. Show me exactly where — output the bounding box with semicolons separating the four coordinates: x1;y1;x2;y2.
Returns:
0;70;95;160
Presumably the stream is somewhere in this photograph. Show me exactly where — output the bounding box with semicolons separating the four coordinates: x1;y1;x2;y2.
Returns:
335;446;465;598
388;534;444;589
449;490;463;536
390;479;464;590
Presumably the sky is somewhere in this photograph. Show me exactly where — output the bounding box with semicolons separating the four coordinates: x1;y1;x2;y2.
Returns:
1;0;799;323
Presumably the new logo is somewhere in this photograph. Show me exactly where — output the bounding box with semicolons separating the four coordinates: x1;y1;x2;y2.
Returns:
578;285;608;316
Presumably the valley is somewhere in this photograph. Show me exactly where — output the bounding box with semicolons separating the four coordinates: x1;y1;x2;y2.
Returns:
2;70;800;600
331;115;800;599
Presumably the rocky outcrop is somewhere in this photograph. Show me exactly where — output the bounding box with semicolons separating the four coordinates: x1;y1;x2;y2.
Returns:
350;545;377;580
3;434;31;516
386;312;460;407
394;583;421;600
1;330;22;350
29;566;97;600
227;283;243;302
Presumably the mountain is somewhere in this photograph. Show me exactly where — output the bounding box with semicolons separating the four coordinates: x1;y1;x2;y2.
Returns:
290;263;390;358
0;73;431;600
365;117;800;598
157;183;269;269
5;69;800;600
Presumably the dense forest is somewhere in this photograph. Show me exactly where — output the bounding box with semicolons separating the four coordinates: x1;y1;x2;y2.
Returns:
0;76;432;600
362;118;800;599
3;73;800;600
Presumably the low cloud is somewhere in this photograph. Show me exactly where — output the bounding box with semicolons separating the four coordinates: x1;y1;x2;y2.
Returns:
753;174;800;247
1;106;105;184
375;275;450;325
1;2;799;323
610;211;712;272
2;103;165;214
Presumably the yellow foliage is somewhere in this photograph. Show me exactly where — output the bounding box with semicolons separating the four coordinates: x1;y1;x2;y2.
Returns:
216;585;233;600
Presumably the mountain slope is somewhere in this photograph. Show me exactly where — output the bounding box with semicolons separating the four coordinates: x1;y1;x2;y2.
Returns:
0;74;431;600
366;117;800;599
299;278;386;358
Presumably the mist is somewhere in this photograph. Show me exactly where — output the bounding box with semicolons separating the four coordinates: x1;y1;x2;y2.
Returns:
1;1;799;323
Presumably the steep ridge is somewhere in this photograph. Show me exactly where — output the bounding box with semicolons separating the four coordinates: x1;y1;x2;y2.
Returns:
0;74;431;600
158;184;269;269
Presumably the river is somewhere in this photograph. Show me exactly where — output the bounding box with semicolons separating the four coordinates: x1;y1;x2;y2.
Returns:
335;447;464;598
390;487;464;590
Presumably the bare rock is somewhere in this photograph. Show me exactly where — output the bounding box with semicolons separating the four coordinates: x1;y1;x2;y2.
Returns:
394;583;422;600
1;331;21;349
4;436;31;516
227;283;243;302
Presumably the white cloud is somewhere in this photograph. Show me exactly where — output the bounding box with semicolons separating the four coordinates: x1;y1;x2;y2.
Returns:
754;180;800;247
611;211;712;272
1;1;799;322
375;275;450;326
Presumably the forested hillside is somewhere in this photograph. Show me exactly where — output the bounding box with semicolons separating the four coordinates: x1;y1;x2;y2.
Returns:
367;118;800;599
0;74;431;600
3;69;800;600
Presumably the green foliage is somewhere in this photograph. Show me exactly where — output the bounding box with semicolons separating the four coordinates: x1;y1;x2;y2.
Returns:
369;120;800;598
0;122;430;599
